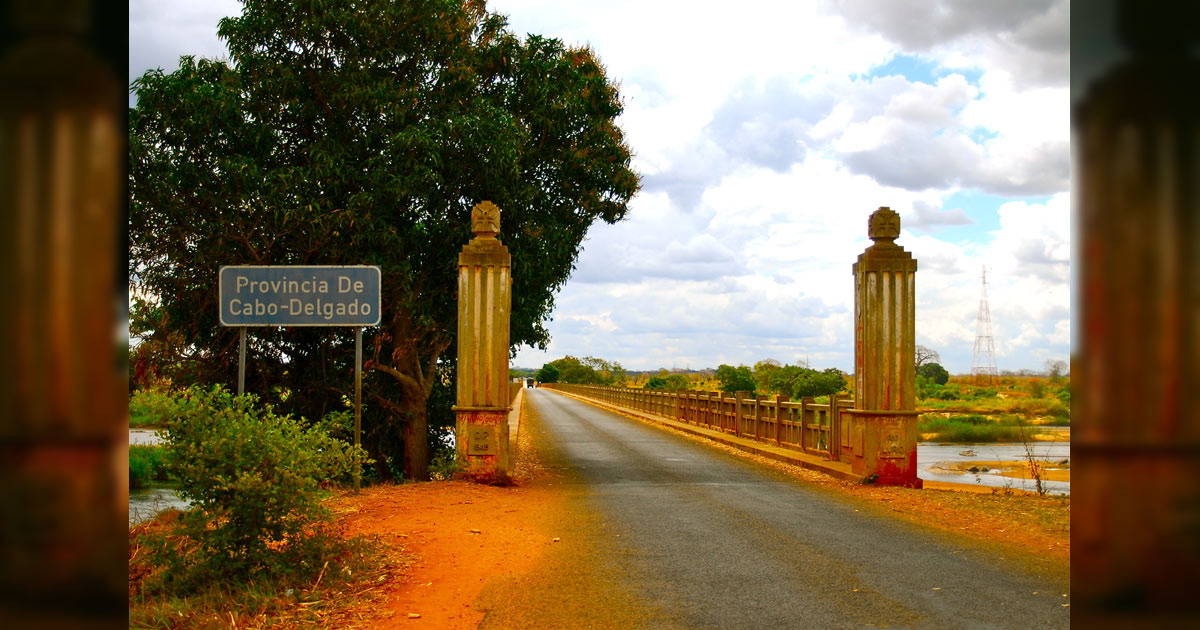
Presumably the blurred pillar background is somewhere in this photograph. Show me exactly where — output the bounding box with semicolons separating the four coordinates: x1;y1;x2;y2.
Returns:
1074;0;1200;622
0;0;126;626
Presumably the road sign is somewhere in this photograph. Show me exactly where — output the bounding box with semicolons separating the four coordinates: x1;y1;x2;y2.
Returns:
219;265;381;327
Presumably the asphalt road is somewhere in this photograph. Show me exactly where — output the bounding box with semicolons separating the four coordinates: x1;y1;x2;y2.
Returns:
526;389;1069;630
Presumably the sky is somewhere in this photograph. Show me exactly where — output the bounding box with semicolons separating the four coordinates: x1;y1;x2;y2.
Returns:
128;0;1072;375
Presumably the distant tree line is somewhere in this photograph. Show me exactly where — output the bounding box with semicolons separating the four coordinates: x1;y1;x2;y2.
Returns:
538;355;848;400
536;356;627;386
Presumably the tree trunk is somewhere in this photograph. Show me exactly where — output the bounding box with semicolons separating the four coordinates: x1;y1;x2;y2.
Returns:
401;394;430;482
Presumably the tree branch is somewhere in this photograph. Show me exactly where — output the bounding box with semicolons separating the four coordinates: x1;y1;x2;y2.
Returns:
368;361;422;396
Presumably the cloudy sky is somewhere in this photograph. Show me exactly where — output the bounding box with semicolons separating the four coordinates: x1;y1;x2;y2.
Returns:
129;0;1072;375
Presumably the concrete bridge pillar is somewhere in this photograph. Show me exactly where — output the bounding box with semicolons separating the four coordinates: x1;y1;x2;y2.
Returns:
454;201;512;484
847;207;922;487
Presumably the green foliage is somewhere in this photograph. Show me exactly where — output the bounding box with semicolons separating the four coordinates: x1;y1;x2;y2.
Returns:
965;386;998;400
919;415;1023;442
428;451;462;482
1026;378;1048;398
549;356;592;383
536;363;560;384
754;363;846;399
128;0;639;481
789;367;847;399
917;376;959;401
644;373;690;390
155;385;370;583
752;359;781;391
129;385;187;427
917;362;950;385
129;445;173;489
1009;398;1071;419
547;356;627;385
715;364;757;394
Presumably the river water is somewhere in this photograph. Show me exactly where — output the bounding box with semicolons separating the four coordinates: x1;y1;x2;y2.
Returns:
129;428;191;524
918;441;1071;495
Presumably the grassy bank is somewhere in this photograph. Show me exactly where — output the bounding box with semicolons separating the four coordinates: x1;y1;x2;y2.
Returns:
129;445;173;489
129;413;159;428
918;414;1040;442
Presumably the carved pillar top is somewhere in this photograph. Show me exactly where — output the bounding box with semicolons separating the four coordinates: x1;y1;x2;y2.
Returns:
461;201;510;262
867;206;901;243
471;200;501;238
856;206;915;271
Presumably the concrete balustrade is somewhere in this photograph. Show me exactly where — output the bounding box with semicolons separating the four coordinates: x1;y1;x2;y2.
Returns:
543;384;850;461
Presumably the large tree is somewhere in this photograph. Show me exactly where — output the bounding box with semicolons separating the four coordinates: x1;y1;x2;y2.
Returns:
129;0;638;480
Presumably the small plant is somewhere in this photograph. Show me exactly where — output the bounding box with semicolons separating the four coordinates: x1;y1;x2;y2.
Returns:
1016;421;1048;496
149;385;370;589
428;451;462;481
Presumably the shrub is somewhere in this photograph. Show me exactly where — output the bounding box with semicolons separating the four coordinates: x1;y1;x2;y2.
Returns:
917;377;959;401
965;387;997;400
129;385;187;427
129;445;172;489
155;385;370;585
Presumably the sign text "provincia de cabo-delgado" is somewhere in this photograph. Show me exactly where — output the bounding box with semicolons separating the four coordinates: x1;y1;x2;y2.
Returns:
219;266;381;327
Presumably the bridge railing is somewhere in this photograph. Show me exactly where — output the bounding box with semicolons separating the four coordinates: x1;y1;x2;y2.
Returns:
541;384;852;461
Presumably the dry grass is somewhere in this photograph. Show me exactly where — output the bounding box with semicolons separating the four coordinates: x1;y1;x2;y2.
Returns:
129;509;409;629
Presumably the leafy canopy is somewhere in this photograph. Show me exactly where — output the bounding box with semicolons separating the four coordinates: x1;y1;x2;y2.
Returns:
129;0;638;480
715;364;756;394
752;362;848;399
535;363;559;384
547;355;627;386
916;362;950;385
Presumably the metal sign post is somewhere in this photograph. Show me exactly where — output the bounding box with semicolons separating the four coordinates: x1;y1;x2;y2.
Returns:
354;325;362;493
238;328;247;396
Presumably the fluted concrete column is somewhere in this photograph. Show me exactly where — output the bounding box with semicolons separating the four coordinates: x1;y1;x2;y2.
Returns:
847;207;921;487
454;201;513;483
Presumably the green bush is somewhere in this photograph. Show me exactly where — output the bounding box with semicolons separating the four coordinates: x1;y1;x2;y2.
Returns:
155;385;370;585
129;386;187;427
917;377;959;401
129;445;172;489
964;387;997;400
919;415;1023;442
